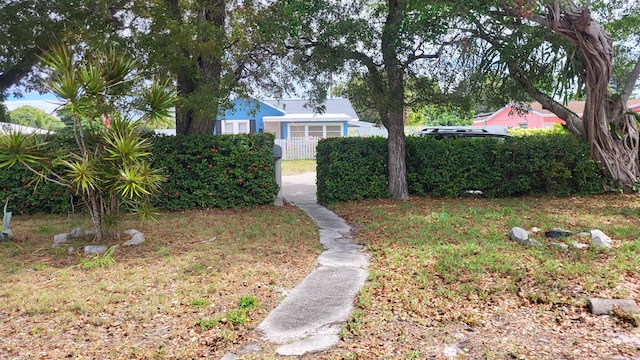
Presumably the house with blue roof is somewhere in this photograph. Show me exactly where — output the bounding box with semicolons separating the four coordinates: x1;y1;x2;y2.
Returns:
214;98;284;135
216;98;359;139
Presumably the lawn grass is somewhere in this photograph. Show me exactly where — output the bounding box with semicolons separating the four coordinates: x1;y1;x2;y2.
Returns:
3;193;640;359
323;194;640;359
0;205;321;359
281;159;316;175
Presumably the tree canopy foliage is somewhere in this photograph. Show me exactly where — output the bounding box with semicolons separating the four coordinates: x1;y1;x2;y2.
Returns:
1;1;283;135
0;0;129;98
456;0;640;189
128;0;286;134
7;106;65;130
1;0;639;191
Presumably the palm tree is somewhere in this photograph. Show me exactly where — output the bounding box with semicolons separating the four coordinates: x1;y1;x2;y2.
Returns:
0;46;176;242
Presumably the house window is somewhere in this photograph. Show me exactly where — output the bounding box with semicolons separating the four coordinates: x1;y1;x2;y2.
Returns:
326;125;342;138
290;125;306;138
287;124;343;139
221;120;250;134
308;125;323;137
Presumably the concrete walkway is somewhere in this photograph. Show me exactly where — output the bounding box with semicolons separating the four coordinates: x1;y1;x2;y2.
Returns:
223;172;369;358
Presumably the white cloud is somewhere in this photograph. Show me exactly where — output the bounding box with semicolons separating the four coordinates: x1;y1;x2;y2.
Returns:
4;100;64;117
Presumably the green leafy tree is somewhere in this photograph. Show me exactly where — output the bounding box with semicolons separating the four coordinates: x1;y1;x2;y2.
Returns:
130;0;284;135
0;46;176;242
407;105;473;127
458;0;640;190
268;0;460;199
0;103;9;123
0;0;128;96
8;106;65;130
2;2;283;137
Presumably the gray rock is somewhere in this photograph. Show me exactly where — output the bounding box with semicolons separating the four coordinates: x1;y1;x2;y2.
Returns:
124;229;141;236
577;231;591;237
53;233;69;247
588;298;638;315
84;245;108;254
123;232;145;246
509;227;529;243
591;229;612;248
238;343;261;354
84;229;97;236
443;343;465;358
612;332;640;347
69;227;85;238
523;238;542;247
220;354;241;360
67;247;75;255
530;227;541;233
571;242;589;249
550;242;569;250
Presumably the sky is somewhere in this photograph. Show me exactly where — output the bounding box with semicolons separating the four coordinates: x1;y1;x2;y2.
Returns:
4;92;62;117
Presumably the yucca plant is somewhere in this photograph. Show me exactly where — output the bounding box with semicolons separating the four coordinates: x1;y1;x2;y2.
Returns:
0;46;175;242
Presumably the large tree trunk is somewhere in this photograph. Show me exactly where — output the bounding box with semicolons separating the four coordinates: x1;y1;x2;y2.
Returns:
386;111;409;200
381;0;409;200
172;0;225;135
548;3;639;190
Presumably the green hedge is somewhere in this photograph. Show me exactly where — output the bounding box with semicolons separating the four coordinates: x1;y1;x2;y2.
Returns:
316;136;390;204
0;166;76;215
407;136;503;197
316;134;605;204
2;133;279;214
496;134;604;196
150;133;278;210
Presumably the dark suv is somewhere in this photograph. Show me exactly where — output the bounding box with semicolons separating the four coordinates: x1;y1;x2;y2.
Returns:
412;127;511;140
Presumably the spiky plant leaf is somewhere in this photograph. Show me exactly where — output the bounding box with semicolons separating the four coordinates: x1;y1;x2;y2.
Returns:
61;156;101;195
0;131;53;168
114;166;153;199
80;64;106;95
138;80;177;126
103;119;152;164
100;47;138;95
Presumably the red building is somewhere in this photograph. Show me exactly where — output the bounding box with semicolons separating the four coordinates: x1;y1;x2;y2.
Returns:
473;99;640;129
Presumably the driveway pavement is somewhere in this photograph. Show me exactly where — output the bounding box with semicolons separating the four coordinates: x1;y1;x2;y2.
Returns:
222;172;369;358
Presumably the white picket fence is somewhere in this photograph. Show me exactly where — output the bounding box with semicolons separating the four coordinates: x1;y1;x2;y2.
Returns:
275;137;320;160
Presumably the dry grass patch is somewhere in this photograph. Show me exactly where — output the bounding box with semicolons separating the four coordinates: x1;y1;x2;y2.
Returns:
0;205;321;359
310;194;640;360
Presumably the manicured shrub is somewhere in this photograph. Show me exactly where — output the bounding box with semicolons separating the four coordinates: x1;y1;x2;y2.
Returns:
0;160;76;215
316;133;605;204
497;134;603;196
151;133;279;210
406;136;502;197
2;133;279;213
316;137;389;204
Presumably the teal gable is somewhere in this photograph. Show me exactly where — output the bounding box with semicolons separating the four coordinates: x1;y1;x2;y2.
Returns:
215;98;285;134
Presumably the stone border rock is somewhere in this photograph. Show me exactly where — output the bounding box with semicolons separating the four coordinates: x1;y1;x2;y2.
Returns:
52;228;145;254
587;298;639;315
509;227;613;249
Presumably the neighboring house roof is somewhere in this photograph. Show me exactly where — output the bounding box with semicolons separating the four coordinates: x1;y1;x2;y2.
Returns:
527;98;640;116
264;99;359;120
219;98;284;119
348;120;382;128
0;122;52;135
263;113;352;123
473;99;640;128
